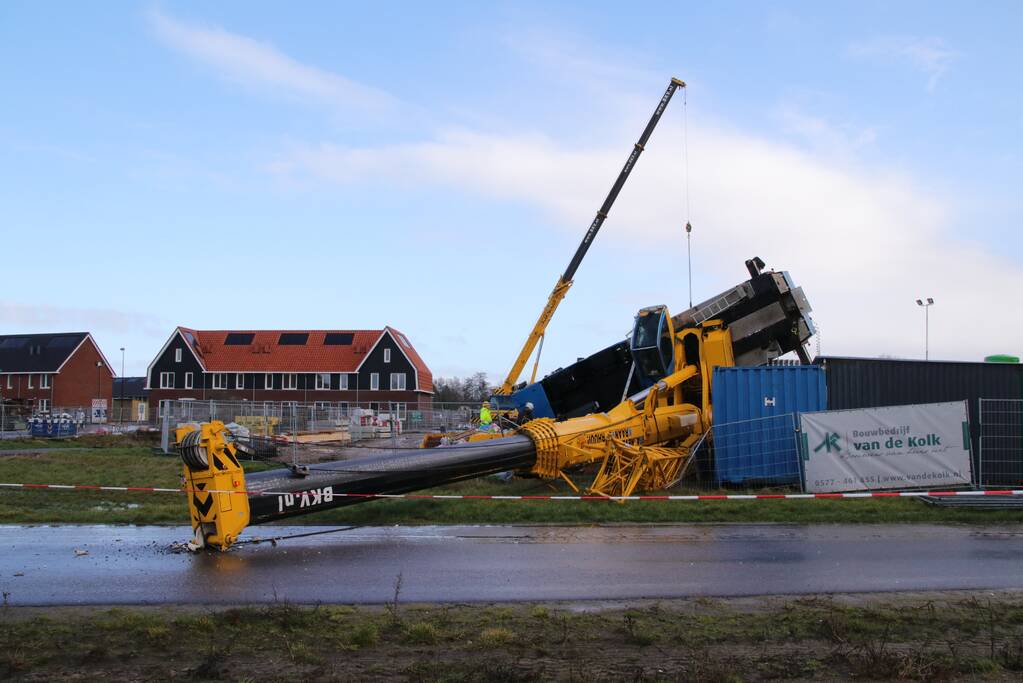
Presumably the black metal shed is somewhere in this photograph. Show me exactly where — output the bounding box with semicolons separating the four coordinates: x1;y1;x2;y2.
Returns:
814;356;1023;485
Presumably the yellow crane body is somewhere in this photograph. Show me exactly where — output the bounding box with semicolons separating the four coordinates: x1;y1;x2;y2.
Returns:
521;319;734;498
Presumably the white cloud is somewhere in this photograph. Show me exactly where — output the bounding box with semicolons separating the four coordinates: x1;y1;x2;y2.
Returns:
145;14;1015;363
270;119;1023;362
775;107;879;159
0;301;168;337
503;27;657;95
847;36;960;92
0;303;171;375
148;9;396;114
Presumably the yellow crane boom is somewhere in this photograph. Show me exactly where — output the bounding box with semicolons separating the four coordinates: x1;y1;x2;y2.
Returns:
496;77;687;396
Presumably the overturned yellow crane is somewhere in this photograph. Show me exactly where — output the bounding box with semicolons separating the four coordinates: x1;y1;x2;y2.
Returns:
176;300;764;550
173;75;816;550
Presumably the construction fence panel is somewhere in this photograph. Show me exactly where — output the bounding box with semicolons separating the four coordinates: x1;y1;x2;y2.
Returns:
701;413;804;491
158;399;485;463
0;403;114;438
978;399;1023;488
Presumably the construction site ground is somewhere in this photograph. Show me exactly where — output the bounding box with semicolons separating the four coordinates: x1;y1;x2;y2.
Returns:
3;592;1023;681
1;442;1022;525
3;438;1023;680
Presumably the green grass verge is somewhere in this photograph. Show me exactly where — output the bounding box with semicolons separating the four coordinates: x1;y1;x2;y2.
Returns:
0;445;1021;525
3;595;1023;680
0;433;161;450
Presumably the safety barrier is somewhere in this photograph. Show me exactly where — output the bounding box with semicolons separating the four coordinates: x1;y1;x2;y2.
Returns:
2;480;1021;502
978;399;1023;488
700;413;803;491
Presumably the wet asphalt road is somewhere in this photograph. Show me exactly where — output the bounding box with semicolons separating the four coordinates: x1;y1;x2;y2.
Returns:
1;524;1021;606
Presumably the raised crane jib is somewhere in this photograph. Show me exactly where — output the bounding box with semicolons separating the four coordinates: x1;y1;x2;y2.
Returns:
497;77;686;396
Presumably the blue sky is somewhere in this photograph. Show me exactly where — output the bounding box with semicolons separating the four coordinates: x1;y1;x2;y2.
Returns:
1;2;1021;379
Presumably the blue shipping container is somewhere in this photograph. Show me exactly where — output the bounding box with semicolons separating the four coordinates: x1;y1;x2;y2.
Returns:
711;365;827;486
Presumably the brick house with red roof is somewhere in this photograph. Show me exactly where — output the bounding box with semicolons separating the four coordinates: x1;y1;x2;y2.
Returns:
145;327;433;417
0;332;114;415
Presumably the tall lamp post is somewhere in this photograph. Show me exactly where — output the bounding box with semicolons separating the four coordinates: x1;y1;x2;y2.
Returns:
95;361;103;425
916;298;935;360
119;347;125;424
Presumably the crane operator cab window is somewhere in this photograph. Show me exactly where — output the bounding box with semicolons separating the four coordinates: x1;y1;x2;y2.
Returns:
630;305;675;381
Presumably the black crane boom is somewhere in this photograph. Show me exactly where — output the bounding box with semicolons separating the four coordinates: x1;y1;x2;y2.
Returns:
562;77;686;281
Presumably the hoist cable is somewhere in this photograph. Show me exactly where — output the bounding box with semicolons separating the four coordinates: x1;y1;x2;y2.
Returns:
683;86;691;225
683;86;693;308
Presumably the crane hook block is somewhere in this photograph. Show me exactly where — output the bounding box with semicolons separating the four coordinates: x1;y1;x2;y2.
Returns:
177;421;250;551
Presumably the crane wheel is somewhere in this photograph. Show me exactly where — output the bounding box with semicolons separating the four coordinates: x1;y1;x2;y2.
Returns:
178;429;209;470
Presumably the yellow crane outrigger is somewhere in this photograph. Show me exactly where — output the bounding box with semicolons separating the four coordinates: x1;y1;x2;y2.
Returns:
495;77;687;395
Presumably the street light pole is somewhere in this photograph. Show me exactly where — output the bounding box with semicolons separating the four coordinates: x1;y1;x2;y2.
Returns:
95;361;103;424
915;298;935;360
119;347;125;424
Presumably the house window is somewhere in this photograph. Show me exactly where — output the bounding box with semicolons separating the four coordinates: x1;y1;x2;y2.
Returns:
184;372;194;389
315;373;331;390
40;374;50;389
212;373;228;389
384;348;391;363
28;374;33;389
338;401;349;415
5;375;11;389
370;373;379;391
235;373;245;389
283;373;297;390
175;348;182;363
39;398;50;413
265;373;273;390
339;373;349;390
159;372;175;389
390;373;407;390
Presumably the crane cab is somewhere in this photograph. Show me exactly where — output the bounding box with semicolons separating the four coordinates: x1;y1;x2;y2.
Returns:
630;305;676;381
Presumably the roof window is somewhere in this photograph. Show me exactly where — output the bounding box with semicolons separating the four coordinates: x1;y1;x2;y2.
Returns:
225;333;255;345
324;333;354;345
278;333;309;346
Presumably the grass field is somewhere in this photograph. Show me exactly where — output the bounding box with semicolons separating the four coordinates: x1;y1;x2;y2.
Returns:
0;433;156;450
3;593;1023;680
1;443;1021;525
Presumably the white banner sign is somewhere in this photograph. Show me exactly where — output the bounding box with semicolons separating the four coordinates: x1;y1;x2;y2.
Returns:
800;401;972;493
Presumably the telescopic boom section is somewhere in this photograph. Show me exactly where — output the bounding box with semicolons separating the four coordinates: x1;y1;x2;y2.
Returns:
496;77;687;396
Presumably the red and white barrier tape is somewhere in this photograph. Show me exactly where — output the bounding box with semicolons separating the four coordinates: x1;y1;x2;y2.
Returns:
1;482;1022;502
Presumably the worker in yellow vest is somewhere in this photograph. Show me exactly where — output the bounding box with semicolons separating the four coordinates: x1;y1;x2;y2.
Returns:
479;401;493;428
